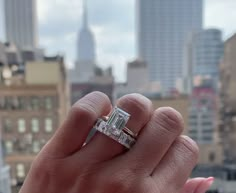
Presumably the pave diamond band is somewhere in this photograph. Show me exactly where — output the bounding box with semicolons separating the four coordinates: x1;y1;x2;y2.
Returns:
94;107;136;149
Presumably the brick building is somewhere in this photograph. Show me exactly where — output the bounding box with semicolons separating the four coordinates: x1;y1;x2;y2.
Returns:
220;33;236;163
0;56;69;192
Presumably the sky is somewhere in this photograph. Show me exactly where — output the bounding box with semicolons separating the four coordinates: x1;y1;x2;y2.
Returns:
0;0;236;82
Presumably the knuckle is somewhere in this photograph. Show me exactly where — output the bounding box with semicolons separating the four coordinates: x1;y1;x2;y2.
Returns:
153;107;184;135
71;102;97;121
30;156;58;179
71;92;111;121
118;94;153;117
89;91;111;103
176;136;199;162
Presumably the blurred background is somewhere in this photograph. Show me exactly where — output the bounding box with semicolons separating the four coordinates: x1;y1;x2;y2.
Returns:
0;0;236;193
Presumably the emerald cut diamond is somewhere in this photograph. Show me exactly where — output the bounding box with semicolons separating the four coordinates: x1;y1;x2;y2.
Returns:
107;107;130;136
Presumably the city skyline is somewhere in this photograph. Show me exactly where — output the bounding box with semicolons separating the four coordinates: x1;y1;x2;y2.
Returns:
0;0;236;82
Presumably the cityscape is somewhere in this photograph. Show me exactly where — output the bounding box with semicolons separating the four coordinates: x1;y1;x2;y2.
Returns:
0;0;236;193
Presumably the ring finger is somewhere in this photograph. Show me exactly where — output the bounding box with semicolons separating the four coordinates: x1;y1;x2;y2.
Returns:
77;94;153;163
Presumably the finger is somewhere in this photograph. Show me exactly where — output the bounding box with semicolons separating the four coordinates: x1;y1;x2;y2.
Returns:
79;94;153;163
181;178;206;193
152;136;199;192
122;107;184;174
194;177;214;193
42;92;112;158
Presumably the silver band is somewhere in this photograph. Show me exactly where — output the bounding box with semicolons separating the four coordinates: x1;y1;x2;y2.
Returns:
94;107;136;149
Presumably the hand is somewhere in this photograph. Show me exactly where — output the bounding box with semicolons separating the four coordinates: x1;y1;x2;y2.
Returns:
20;92;213;193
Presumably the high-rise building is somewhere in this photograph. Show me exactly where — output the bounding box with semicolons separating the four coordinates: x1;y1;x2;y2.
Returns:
69;0;96;83
183;29;223;94
4;0;38;49
137;0;203;91
77;0;95;63
220;33;236;163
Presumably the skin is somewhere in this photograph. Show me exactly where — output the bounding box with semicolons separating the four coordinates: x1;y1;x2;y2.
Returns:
20;92;213;193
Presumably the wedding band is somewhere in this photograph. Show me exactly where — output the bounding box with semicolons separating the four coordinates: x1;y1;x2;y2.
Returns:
94;107;136;149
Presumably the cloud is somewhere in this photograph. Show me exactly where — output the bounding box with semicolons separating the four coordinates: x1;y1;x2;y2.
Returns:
205;0;236;39
18;0;236;82
38;0;135;82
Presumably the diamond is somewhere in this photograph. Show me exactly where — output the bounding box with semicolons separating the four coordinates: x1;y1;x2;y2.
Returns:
107;107;130;136
94;107;135;149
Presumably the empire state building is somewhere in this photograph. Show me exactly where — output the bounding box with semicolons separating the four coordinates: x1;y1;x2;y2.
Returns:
70;0;96;83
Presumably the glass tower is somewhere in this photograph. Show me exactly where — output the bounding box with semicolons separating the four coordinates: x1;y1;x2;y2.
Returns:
137;0;203;92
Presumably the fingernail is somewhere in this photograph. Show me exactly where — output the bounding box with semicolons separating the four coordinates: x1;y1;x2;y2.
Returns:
206;177;214;187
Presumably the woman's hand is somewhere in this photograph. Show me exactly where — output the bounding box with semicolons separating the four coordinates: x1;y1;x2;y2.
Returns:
20;92;213;193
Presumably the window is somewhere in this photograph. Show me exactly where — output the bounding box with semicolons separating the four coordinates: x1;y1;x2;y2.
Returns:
45;118;53;133
12;97;19;109
0;97;5;109
32;141;40;153
45;97;53;110
5;97;13;110
209;152;215;163
18;97;26;110
233;116;236;122
3;119;12;132
31;97;40;110
18;119;26;133
190;130;197;134
16;164;25;178
5;141;13;154
31;118;39;133
202;121;212;126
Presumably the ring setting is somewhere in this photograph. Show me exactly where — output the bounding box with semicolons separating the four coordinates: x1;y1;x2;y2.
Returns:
94;107;137;149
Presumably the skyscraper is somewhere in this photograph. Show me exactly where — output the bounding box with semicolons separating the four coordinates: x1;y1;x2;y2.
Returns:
4;0;38;49
137;0;203;92
70;0;96;83
77;0;95;63
183;29;223;93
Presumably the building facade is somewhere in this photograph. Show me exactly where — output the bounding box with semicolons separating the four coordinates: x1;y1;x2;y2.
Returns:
0;57;69;192
115;60;149;100
71;67;114;105
188;86;219;145
137;0;203;91
0;132;11;193
220;34;236;163
183;29;223;94
4;0;38;49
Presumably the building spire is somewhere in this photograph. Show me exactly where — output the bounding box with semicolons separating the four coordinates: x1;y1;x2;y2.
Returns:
82;0;88;29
